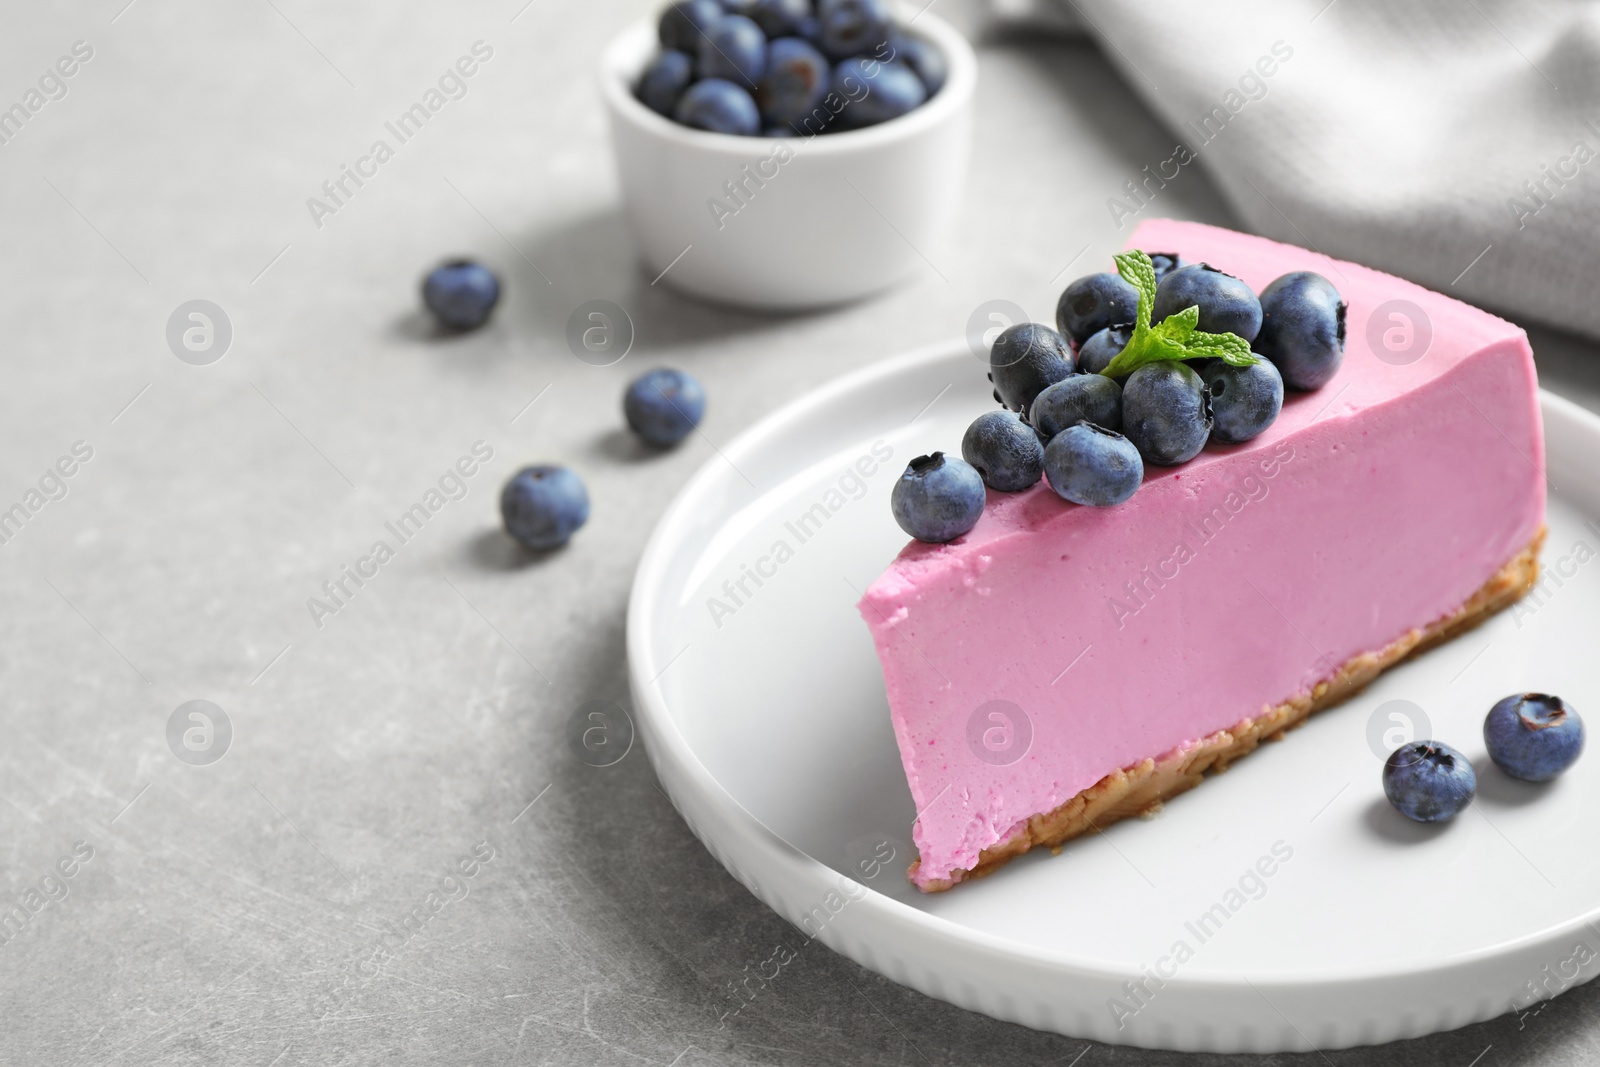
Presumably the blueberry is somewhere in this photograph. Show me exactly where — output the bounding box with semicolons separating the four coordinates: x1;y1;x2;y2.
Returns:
1121;361;1212;466
1383;741;1477;823
1484;694;1585;782
816;0;891;59
1056;273;1141;348
961;411;1044;492
1030;374;1121;437
833;59;925;127
422;259;500;330
501;465;590;551
756;37;829;127
1043;423;1143;507
988;323;1075;417
1148;252;1187;283
1075;323;1133;376
1152;263;1263;342
750;0;812;37
1202;358;1283;444
1256;271;1346;391
891;452;985;543
890;32;946;95
700;15;768;86
624;367;706;447
719;0;760;13
674;79;761;135
660;0;725;51
638;50;695;116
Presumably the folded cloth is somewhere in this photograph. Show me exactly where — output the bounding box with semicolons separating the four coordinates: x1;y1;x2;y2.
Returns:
1016;0;1600;339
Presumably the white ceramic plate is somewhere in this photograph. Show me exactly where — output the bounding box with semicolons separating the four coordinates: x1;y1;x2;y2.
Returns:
627;339;1600;1053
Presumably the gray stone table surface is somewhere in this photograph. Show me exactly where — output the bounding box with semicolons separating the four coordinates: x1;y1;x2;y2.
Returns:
3;1;1599;1064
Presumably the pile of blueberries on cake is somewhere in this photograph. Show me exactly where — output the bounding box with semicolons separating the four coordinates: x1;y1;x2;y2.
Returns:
892;254;1348;543
637;0;945;137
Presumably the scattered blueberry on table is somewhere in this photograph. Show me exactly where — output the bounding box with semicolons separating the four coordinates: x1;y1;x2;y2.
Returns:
961;411;1043;493
501;465;591;551
1484;693;1585;782
891;452;985;543
1382;740;1477;823
1256;270;1348;391
1043;423;1143;507
422;260;501;330
638;0;944;135
624;368;707;448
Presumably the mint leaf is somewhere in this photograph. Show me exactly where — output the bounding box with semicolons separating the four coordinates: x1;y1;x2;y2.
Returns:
1098;249;1260;378
1112;249;1157;326
1183;330;1257;366
1150;304;1198;344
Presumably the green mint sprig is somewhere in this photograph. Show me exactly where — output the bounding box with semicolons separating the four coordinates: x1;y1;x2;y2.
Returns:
1098;250;1260;378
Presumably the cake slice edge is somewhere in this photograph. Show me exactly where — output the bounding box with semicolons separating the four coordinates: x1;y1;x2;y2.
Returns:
907;528;1545;893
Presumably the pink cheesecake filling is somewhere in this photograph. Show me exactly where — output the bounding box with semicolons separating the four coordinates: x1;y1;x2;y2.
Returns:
860;219;1546;891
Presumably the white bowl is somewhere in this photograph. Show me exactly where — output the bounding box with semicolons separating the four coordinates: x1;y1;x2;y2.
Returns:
600;13;976;310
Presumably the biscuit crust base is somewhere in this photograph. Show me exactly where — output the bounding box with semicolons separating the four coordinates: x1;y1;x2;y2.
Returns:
911;529;1546;892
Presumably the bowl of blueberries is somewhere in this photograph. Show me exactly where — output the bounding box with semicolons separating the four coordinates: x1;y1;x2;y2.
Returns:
601;0;975;309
